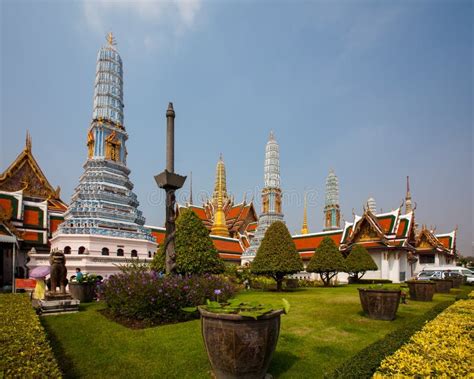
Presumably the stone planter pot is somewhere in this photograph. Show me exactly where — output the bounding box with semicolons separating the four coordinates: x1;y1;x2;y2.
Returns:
199;306;284;379
406;281;436;301
432;279;452;293
69;282;96;303
449;277;463;288
358;288;401;321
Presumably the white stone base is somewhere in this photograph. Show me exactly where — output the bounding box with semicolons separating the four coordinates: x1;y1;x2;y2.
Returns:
28;233;157;279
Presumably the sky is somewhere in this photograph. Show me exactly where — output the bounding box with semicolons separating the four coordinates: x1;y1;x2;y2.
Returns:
1;0;472;255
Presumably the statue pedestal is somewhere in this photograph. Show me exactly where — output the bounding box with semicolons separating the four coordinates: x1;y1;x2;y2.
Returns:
39;292;80;315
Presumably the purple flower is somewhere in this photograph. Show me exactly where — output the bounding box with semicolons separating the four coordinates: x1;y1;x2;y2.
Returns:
214;289;222;295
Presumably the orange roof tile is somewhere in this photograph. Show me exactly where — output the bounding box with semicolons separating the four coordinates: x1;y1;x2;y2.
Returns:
212;238;243;254
293;231;343;252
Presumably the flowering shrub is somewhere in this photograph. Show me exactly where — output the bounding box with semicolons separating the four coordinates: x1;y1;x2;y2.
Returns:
100;269;236;324
0;294;61;377
374;293;474;378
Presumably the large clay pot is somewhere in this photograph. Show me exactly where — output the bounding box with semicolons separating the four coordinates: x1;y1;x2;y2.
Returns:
358;288;401;321
406;281;436;301
449;277;463;288
69;282;96;303
199;307;284;379
432;279;452;293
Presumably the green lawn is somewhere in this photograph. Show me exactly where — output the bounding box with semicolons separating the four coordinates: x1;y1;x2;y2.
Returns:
42;285;463;378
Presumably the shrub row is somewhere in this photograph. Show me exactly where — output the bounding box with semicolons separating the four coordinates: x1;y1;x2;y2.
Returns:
353;279;393;284
328;300;454;379
100;269;236;324
0;294;61;378
374;293;473;377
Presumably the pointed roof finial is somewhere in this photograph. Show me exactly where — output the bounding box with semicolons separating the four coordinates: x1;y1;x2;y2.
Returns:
106;32;116;46
25;130;32;152
301;192;309;234
269;130;275;140
219;152;223;161
407;175;410;193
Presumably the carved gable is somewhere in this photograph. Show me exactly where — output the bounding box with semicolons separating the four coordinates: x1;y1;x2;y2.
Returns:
353;219;380;242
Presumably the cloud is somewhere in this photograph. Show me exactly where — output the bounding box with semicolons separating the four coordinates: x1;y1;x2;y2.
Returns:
81;0;202;50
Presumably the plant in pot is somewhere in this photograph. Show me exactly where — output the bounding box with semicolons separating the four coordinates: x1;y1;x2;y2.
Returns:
69;273;99;303
405;280;436;301
358;285;401;321
431;278;452;293
185;298;289;379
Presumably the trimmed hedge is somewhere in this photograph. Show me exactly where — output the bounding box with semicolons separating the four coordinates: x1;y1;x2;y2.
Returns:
0;294;61;378
328;300;453;379
354;279;393;284
374;293;473;377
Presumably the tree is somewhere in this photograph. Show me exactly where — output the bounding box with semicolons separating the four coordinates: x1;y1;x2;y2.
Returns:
151;209;225;275
306;237;345;286
251;221;303;291
344;245;378;281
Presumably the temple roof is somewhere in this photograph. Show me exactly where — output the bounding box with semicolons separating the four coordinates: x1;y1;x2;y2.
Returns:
0;133;66;211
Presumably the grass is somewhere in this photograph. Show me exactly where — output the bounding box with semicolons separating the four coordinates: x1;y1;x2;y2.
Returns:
41;285;466;378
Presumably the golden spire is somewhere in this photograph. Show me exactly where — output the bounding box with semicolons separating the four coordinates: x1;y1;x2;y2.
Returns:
212;154;228;207
106;32;116;46
211;154;229;237
301;192;309;234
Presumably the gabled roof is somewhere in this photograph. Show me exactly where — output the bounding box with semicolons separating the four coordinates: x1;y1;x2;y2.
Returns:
415;227;449;253
395;211;414;239
0;133;66;210
435;231;456;252
344;210;387;246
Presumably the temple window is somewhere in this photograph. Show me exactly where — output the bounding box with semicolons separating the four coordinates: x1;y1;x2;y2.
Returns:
101;247;109;256
131;249;138;258
117;248;124;257
78;246;85;255
64;246;71;254
419;254;435;264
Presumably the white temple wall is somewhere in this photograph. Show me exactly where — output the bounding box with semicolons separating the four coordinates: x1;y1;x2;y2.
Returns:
28;234;157;279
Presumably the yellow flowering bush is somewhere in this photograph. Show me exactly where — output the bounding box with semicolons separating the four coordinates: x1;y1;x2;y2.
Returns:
0;294;61;378
374;292;474;378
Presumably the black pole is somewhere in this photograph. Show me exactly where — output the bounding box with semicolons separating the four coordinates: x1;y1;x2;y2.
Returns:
155;103;186;275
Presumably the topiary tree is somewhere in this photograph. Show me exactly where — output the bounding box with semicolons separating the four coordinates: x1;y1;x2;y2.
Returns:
306;236;345;287
344;245;378;281
151;209;225;275
251;221;303;291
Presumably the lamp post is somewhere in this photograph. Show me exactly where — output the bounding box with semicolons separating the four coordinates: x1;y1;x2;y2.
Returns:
154;103;186;274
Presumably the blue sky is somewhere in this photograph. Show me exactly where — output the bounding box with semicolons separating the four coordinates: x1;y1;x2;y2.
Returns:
1;0;472;255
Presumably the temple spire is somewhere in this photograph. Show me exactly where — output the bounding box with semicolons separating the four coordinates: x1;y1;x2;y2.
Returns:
301;192;309;234
211;156;229;237
323;169;341;230
212;154;228;207
405;176;412;213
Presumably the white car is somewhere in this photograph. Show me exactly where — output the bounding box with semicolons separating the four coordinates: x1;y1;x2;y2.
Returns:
416;267;474;284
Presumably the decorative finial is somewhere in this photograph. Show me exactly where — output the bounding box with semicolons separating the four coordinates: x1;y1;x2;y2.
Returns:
269;130;274;140
166;102;175;118
106;32;116;46
219;153;223;161
25;130;32;152
301;192;309;234
407;176;410;193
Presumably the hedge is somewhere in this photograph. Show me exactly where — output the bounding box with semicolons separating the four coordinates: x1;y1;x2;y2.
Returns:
0;294;61;378
328;300;453;379
353;279;393;284
374;293;473;377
